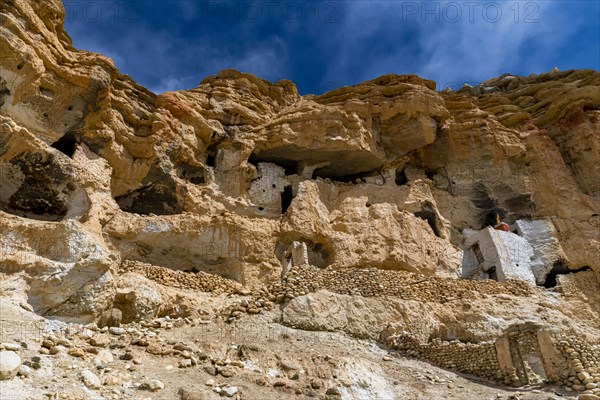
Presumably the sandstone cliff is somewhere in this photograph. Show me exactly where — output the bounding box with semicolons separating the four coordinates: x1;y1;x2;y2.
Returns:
0;1;599;399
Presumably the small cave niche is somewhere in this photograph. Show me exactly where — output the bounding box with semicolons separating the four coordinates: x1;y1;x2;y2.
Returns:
39;86;54;97
395;168;408;185
414;202;441;237
275;239;332;269
312;167;379;184
205;151;216;168
281;185;294;213
51;131;79;158
1;153;72;221
542;262;591;288
248;153;297;176
308;242;330;268
8;179;68;220
116;183;182;215
115;169;183;215
425;169;437;180
177;163;206;185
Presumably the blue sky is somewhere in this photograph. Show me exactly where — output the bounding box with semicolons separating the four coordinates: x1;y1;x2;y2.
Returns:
62;0;600;94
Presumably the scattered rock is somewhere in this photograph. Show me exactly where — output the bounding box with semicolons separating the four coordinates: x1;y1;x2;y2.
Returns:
0;351;22;380
204;365;217;376
145;379;165;391
178;388;204;400
81;369;101;389
219;386;238;397
219;366;235;378
1;343;21;352
68;347;86;357
578;395;600;400
89;334;111;347
94;349;114;365
109;327;126;336
18;364;31;377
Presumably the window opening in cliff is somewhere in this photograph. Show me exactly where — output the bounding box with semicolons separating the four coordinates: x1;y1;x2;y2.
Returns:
542;262;591;288
206;153;216;167
472;243;484;264
414;202;441;237
281;185;293;213
414;209;441;237
488;267;498;281
395;168;408;185
51;131;78;158
248;153;297;175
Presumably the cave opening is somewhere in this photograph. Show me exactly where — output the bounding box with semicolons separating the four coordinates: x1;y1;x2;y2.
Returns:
206;153;216;168
542;262;591;288
1;154;71;221
248;153;297;176
312;167;380;184
281;185;293;213
115;182;183;215
51;131;78;158
395;168;408;185
425;169;436;180
414;202;441;237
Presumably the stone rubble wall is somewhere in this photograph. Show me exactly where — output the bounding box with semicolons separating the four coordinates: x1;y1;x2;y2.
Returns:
382;328;600;391
262;265;531;304
387;334;502;381
119;261;242;295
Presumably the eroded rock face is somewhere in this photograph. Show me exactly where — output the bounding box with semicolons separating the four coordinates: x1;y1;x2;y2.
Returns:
0;0;598;324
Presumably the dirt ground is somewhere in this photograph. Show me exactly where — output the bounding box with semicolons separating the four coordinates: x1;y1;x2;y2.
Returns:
0;293;582;400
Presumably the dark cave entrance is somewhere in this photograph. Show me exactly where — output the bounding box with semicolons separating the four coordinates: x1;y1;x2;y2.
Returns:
281;185;293;213
414;209;441;238
248;153;298;176
1;153;72;221
413;201;441;238
395;168;408;185
205;153;216;168
115;183;183;215
51;131;79;158
542;262;591;288
311;167;380;184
